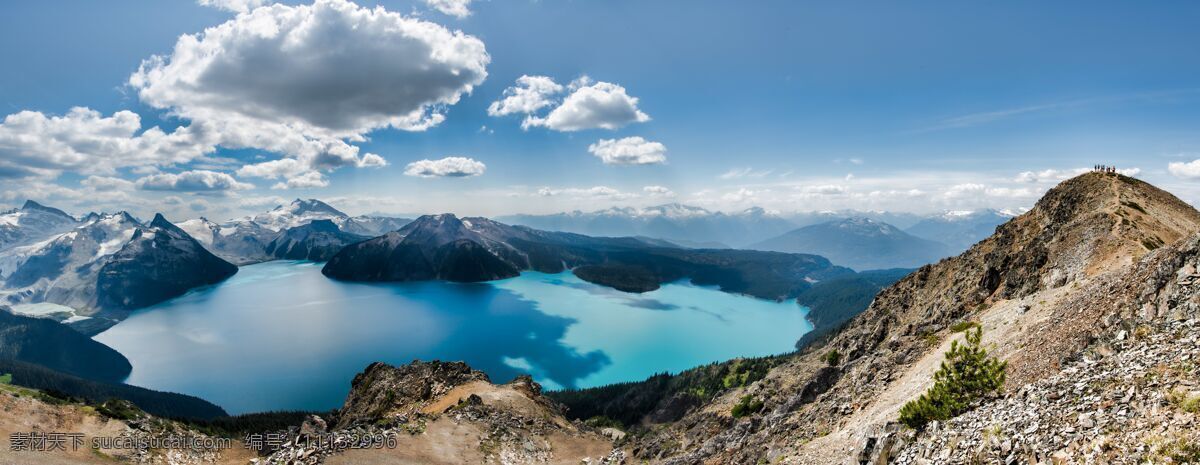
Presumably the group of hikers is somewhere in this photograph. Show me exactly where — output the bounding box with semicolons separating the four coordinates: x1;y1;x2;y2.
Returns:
1094;164;1118;173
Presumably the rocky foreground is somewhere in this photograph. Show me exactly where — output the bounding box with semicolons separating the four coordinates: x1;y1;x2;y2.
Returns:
253;361;623;465
886;320;1199;464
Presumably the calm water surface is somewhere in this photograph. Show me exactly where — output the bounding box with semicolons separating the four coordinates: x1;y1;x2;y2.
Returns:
95;261;811;414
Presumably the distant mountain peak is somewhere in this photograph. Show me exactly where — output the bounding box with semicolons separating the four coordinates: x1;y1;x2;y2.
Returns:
286;198;346;216
20;200;73;219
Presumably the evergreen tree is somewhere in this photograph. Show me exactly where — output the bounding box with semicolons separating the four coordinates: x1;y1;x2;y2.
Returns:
899;328;1006;429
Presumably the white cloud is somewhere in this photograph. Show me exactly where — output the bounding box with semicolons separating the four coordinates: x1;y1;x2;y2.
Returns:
522;77;650;131
1016;166;1141;183
404;157;486;178
721;188;758;203
424;0;472;18
587;137;667;165
643;185;675;197
131;0;487;181
0;107;214;179
197;0;267;13
81;176;135;192
1169;160;1200;180
718;167;772;180
800;184;847;195
136;170;254;192
487;75;564;117
536;186;634;199
273;171;329;190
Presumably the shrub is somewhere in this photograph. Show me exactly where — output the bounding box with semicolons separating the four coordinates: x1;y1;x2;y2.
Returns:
730;395;764;418
950;321;980;333
899;328;1006;429
822;350;841;367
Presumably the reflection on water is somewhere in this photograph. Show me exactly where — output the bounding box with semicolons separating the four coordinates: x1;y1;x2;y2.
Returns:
95;261;810;414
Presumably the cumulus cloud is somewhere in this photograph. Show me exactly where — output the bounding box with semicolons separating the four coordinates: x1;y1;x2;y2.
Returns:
587;137;667;165
197;0;267;13
82;176;135;192
643;185;675;197
136;170;254;192
404;157;486;178
0;107;214;179
424;0;473;18
273;171;329;190
131;0;487;181
487;75;563;117
504;77;647;131
1169;160;1200;180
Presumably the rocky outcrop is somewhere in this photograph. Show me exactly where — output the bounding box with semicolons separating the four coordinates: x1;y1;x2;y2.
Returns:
259;360;623;465
889;320;1200;464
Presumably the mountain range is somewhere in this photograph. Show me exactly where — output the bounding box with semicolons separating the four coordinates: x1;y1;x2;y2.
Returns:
0;206;237;334
750;217;956;270
323;213;856;300
178;199;410;265
502;204;1012;269
499;204;797;248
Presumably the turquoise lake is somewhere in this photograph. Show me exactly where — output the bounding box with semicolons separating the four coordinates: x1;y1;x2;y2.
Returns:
94;261;812;414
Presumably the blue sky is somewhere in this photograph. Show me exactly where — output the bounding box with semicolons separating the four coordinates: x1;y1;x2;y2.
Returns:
2;0;1200;220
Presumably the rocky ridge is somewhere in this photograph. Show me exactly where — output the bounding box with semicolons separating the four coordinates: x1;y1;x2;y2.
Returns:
613;172;1200;464
258;360;623;465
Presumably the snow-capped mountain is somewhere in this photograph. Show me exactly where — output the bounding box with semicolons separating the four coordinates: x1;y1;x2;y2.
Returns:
904;208;1014;252
749;217;954;270
0;201;80;251
177;217;276;265
783;210;927;230
252;199;350;232
498;203;797;247
179;199;410;264
0;208;237;333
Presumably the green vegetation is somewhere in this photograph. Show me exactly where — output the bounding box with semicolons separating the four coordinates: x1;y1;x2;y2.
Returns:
1168;389;1200;413
0;373;11;384
899;328;1006;429
822;350;841;366
583;415;623;430
548;355;782;429
96;399;145;421
950;321;980;333
0;358;226;420
184;411;319;438
794;268;910;349
730;395;764;418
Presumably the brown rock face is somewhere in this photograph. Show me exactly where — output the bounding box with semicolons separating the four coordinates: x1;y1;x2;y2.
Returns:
335;360;490;429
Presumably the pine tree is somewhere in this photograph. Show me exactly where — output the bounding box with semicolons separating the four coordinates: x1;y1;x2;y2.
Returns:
899;328;1006;429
